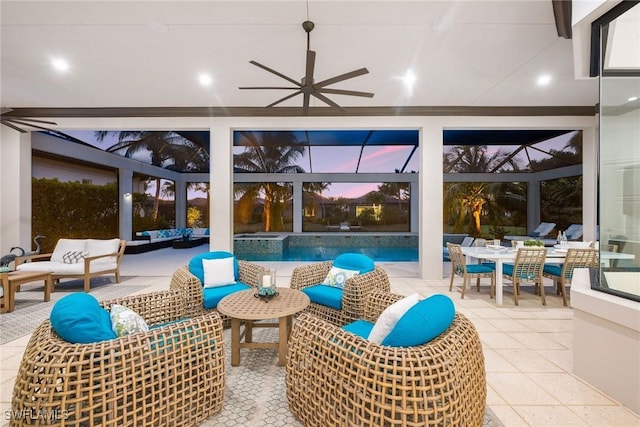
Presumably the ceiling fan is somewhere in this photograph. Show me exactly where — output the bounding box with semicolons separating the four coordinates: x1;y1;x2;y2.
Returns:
1;107;58;133
239;20;374;115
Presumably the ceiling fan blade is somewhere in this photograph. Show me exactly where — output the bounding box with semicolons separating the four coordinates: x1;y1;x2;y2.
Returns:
5;118;58;132
239;86;300;90
249;61;302;87
265;90;303;108
317;88;375;98
311;92;346;111
302;93;311;115
7;117;57;125
305;50;316;86
315;68;369;88
0;119;27;133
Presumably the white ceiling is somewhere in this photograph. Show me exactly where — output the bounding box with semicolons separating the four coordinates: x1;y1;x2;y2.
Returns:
0;0;599;112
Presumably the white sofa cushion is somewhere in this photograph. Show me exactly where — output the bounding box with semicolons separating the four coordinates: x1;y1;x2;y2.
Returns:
18;260;116;275
51;239;88;263
86;238;120;263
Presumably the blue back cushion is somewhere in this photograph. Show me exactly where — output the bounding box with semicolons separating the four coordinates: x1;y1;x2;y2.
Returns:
50;293;116;344
189;251;239;284
333;253;375;274
302;285;343;310
382;294;455;347
203;283;251;309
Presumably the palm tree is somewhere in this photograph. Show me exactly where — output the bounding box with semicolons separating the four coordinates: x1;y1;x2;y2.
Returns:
234;131;306;231
443;145;523;235
96;131;209;221
378;182;409;211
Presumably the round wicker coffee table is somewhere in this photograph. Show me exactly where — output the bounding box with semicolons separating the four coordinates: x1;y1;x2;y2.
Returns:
217;287;310;366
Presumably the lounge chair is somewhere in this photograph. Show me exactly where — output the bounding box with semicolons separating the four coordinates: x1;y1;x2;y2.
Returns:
503;222;557;245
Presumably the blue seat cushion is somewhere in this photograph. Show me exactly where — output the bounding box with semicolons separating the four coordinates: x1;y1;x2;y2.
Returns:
466;264;495;273
302;285;343;310
342;319;374;339
203;283;251;309
333;253;375;274
50;293;116;344
189;251;239;284
543;263;563;277
382;294;455;347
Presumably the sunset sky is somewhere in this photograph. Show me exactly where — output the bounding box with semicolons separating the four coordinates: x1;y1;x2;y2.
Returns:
62;130;419;199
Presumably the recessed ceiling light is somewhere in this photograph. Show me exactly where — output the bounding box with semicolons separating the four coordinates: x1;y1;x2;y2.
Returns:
403;70;416;89
628;96;639;102
536;74;552;86
198;74;213;87
51;57;70;72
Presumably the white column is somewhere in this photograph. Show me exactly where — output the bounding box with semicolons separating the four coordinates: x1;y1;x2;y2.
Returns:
0;128;32;255
420;119;443;280
118;168;133;241
410;180;419;233
527;178;541;233
209;119;233;252
293;181;303;232
175;178;187;228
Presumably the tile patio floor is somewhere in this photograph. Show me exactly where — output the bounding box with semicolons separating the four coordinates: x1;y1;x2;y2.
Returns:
1;246;638;426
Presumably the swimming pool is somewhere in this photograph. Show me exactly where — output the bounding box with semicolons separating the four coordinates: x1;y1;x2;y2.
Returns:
234;233;418;262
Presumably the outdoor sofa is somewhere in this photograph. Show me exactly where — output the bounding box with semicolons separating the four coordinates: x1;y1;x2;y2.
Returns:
125;227;210;253
11;290;225;427
15;238;126;292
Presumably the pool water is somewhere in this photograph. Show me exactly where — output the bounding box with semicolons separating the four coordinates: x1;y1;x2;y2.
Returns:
237;246;418;262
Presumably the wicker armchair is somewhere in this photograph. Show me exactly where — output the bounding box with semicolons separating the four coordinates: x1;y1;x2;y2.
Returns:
11;290;225;427
286;291;487;427
289;259;391;325
170;260;266;318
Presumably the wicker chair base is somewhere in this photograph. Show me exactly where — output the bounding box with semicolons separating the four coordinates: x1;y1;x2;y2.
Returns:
289;262;391;325
169;262;266;327
286;292;487;427
10;290;225;427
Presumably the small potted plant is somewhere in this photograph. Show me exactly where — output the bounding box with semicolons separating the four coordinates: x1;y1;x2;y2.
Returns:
523;239;544;247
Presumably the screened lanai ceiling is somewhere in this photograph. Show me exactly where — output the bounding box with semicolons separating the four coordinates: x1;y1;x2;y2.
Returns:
51;128;580;175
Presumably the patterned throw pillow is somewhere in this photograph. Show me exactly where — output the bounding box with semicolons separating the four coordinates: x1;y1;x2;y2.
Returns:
321;266;359;289
157;229;172;238
62;251;88;264
110;304;149;337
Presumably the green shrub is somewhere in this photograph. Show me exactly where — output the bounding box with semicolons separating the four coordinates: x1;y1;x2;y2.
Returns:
31;178;118;253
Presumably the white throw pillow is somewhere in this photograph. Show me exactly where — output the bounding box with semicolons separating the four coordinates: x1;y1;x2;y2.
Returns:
62;250;88;264
368;293;422;344
110;304;149;337
51;239;87;263
321;266;359;289
202;257;237;288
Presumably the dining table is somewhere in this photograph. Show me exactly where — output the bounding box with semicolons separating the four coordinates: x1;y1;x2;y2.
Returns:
460;246;635;305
